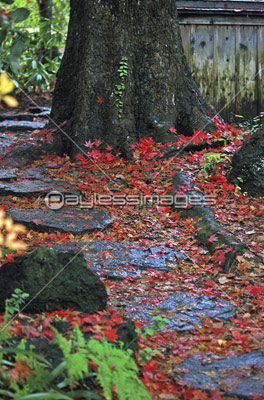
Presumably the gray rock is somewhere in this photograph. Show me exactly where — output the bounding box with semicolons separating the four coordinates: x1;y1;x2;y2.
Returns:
229;127;264;197
0;180;79;198
0;168;18;180
9;208;111;234
0;120;46;132
0;168;45;181
171;172;245;272
50;241;185;279
158;292;236;330
0;113;39;121
125;292;236;331
29;106;51;114
174;350;264;398
0;246;108;314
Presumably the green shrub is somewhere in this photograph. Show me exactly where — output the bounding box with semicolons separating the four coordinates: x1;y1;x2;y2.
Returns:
0;299;150;399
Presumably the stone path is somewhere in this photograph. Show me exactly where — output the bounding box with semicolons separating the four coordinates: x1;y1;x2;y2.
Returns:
0;120;46;132
9;208;111;234
175;350;264;398
0;111;263;399
125;292;236;332
51;241;185;279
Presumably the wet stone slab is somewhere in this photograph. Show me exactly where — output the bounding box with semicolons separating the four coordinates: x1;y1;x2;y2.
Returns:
125;292;236;331
174;350;264;398
0;120;45;132
0;179;79;198
29;106;51;114
8;208;111;235
0;113;41;122
0;168;45;181
0;169;19;180
50;242;185;280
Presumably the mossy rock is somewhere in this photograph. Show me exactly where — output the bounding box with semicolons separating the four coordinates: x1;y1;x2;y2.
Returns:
0;246;107;314
229;127;264;197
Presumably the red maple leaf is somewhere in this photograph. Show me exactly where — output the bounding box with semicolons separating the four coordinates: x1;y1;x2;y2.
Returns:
104;327;119;342
191;130;211;145
84;140;93;148
94;139;102;147
96;96;103;105
106;145;112;151
169;126;177;134
208;235;218;243
33;220;43;225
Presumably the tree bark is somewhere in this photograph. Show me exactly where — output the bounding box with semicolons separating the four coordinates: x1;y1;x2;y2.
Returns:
36;0;52;21
50;0;217;158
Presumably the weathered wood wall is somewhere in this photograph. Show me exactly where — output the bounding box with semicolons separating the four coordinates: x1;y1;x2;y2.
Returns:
177;1;264;121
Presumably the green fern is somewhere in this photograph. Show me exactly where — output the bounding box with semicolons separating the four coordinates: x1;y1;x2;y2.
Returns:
54;325;150;400
86;337;150;400
0;316;150;399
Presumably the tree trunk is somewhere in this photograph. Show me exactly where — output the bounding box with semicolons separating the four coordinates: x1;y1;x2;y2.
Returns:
36;0;52;21
50;0;217;158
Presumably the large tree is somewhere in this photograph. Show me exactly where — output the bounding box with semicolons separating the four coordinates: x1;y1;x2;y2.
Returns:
49;0;217;158
1;0;218;165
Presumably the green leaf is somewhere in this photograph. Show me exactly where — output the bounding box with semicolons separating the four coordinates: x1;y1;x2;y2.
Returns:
0;389;15;397
0;347;50;365
0;14;11;29
11;7;30;23
14;393;74;400
11;39;25;57
9;56;20;74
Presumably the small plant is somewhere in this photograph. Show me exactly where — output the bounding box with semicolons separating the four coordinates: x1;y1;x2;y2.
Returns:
202;152;231;177
114;56;128;119
4;289;29;320
0;323;150;399
136;316;170;364
235;112;264;136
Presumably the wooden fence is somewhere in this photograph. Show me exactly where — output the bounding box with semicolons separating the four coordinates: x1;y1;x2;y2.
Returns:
177;1;264;121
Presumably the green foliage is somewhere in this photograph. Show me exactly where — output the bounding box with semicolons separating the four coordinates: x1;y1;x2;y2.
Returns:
202;152;231;178
55;325;150;400
0;309;150;400
0;0;68;91
5;288;29;318
114;57;128;119
0;288;29;342
236;111;264;135
136;316;170;364
0;1;30;75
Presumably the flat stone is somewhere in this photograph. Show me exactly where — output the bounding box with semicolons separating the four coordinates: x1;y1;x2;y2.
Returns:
174;350;264;398
125;292;236;331
9;208;111;234
18;168;45;180
0;179;79;198
0;120;45;132
0;168;45;181
158;292;236;330
0;132;30;152
0;168;18;180
50;242;185;279
29;106;51;114
0;113;39;121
